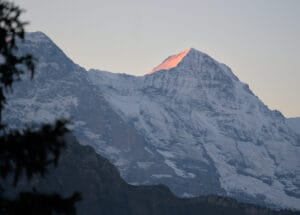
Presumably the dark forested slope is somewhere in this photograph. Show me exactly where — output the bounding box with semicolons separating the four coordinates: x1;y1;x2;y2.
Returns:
4;135;296;215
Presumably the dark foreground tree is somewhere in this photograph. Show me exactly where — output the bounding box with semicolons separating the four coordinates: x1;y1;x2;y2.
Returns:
0;0;81;214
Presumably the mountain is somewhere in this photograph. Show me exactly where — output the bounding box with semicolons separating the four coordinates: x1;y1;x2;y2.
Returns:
4;32;300;210
88;48;300;209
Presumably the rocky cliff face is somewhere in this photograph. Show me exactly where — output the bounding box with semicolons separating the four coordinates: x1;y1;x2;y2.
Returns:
4;32;300;210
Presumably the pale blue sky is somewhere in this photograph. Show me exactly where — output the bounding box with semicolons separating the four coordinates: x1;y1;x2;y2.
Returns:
15;0;300;117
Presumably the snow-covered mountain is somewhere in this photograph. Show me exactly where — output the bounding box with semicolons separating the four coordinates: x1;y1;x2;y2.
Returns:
4;32;300;210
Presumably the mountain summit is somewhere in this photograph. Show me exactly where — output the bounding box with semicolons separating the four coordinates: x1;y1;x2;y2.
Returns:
148;48;191;74
6;32;300;210
148;48;217;74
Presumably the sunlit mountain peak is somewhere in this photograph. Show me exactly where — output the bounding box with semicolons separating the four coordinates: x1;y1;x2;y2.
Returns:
147;48;191;74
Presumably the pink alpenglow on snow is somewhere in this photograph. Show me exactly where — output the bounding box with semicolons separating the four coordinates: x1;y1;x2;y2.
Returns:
148;48;191;74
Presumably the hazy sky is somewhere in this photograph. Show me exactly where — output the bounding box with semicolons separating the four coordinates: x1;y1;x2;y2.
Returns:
15;0;300;117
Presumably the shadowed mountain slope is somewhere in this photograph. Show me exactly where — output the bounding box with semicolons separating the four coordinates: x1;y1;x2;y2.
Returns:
3;135;298;215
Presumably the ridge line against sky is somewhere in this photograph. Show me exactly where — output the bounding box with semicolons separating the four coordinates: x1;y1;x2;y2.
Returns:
14;0;300;117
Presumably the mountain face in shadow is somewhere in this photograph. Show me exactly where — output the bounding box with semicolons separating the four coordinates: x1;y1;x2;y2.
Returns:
3;135;298;215
288;118;300;136
4;32;300;210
